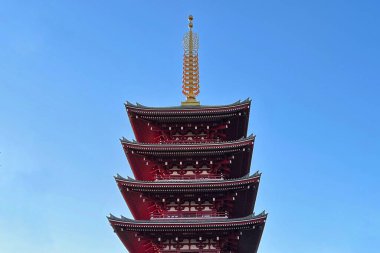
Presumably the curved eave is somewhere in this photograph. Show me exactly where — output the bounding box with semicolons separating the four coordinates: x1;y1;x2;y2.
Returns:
121;135;255;152
115;173;260;191
125;99;251;116
108;212;267;230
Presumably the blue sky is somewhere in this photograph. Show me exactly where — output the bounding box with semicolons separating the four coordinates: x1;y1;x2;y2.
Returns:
1;0;379;252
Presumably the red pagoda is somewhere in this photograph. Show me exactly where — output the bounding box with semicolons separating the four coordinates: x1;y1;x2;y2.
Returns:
108;15;267;253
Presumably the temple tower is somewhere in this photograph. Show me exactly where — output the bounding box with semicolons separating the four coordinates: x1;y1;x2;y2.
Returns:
108;16;267;253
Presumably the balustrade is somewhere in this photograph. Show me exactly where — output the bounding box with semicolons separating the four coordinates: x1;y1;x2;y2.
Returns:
155;174;224;181
150;211;228;219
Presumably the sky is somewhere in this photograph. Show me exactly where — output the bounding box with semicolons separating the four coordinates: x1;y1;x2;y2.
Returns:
0;0;379;252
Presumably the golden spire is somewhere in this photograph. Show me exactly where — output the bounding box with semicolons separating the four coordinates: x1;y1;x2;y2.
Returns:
181;15;200;106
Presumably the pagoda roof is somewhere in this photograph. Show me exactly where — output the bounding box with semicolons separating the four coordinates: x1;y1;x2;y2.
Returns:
125;98;251;115
115;172;260;191
121;134;255;152
108;212;267;230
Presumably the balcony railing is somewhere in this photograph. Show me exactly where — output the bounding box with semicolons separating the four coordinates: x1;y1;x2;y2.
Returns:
155;174;224;181
150;211;228;220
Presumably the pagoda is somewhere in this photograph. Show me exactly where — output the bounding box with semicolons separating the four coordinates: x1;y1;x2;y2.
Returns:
108;16;267;253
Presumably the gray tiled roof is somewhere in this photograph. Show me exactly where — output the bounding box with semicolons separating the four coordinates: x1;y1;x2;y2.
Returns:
120;134;255;145
108;211;267;224
115;171;261;184
125;98;251;110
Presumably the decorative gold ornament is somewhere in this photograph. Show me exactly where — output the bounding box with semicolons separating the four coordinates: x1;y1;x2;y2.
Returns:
181;15;200;106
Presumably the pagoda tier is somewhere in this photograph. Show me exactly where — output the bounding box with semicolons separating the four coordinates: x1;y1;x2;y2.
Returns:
108;213;266;253
121;135;255;181
115;173;260;220
126;99;251;144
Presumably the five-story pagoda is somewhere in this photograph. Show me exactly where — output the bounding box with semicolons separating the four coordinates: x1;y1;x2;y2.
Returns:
108;16;267;253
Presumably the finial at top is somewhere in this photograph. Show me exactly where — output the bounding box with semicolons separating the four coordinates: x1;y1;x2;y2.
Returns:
181;15;200;106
